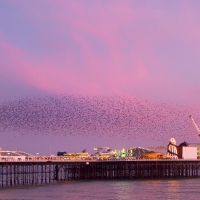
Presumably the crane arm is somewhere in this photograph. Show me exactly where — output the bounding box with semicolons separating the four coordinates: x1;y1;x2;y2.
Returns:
189;115;200;136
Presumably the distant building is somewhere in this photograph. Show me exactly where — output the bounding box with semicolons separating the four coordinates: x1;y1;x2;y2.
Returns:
0;148;33;161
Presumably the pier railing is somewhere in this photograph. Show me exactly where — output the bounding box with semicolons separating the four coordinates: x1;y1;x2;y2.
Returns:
0;156;142;162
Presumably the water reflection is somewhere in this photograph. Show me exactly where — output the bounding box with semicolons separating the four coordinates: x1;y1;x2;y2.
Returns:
112;181;134;199
165;180;181;200
0;179;200;200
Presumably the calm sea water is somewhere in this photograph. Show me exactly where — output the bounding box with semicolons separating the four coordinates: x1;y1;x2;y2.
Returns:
0;179;200;200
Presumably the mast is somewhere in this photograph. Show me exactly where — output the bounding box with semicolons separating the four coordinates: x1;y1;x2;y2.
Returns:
189;115;200;136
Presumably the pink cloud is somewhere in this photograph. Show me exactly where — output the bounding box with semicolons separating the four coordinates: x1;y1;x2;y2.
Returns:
1;1;200;108
0;32;108;96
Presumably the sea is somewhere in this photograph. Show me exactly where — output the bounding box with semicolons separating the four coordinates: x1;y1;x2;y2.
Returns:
0;179;200;200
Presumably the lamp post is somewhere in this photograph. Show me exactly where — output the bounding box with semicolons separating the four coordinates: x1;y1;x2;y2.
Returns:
36;153;39;160
7;152;10;161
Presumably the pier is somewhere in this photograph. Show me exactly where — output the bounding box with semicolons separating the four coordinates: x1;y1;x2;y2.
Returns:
1;159;200;187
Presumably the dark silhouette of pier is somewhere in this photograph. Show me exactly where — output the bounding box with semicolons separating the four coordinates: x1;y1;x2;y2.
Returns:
1;160;200;187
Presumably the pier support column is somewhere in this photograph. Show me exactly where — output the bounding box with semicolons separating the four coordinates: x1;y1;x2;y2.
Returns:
54;165;59;181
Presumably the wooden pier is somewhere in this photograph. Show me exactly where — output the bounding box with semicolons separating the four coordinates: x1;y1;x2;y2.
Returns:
1;160;200;187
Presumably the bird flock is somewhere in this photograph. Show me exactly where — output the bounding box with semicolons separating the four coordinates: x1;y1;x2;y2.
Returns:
0;94;200;143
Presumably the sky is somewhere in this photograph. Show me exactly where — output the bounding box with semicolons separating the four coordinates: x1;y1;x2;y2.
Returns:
1;0;200;155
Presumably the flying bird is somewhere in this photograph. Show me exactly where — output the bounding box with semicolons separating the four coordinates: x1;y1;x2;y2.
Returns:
0;95;199;143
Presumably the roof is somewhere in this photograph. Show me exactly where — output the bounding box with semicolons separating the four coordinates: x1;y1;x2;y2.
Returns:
129;147;152;158
0;150;33;157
